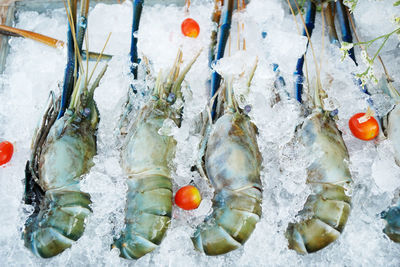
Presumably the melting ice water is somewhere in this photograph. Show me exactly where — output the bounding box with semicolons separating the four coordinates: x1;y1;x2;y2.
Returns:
0;0;400;265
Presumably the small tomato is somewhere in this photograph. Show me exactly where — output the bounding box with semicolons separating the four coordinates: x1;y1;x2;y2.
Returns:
349;111;379;141
174;185;201;210
0;141;14;166
181;18;200;38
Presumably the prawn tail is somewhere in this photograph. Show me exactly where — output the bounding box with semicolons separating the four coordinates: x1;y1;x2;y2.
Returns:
381;203;400;243
113;175;172;259
286;113;352;254
286;190;351;254
192;187;262;256
24;188;92;258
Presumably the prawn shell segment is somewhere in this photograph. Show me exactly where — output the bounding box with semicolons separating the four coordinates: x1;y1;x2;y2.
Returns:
206;113;262;192
380;86;400;242
386;105;400;165
121;103;177;176
38;119;96;191
382;204;400;243
25;190;92;258
24;116;97;258
115;104;175;259
286;111;352;254
192;113;263;256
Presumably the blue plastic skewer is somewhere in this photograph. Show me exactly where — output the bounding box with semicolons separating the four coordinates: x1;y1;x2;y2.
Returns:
293;0;316;103
326;1;340;46
326;4;366;96
326;3;368;97
272;63;286;89
58;2;77;119
336;0;357;65
130;0;144;80
210;0;233;120
76;0;89;57
327;2;376;124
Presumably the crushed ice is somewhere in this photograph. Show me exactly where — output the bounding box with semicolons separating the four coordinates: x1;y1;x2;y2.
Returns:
0;0;400;266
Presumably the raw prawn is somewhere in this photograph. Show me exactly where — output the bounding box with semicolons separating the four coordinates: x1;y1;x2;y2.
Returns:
191;0;262;255
376;79;400;242
113;49;201;259
23;0;108;258
285;0;353;254
285;110;352;253
192;76;263;256
316;0;400;244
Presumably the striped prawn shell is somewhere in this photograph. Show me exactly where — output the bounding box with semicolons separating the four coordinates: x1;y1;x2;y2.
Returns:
381;104;400;242
113;102;175;259
286;110;352;254
24;116;96;258
192;112;263;255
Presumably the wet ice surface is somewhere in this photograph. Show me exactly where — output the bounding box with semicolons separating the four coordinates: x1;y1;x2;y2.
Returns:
1;0;400;266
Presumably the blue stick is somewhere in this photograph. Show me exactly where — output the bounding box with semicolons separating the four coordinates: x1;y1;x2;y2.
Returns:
210;0;233;120
336;0;357;65
272;63;286;89
293;0;316;103
58;2;77;119
326;1;340;46
130;0;144;80
327;3;366;96
76;0;89;57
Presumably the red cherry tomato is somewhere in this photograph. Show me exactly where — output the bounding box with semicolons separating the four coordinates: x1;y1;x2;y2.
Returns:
0;141;14;166
181;18;200;38
174;185;201;210
349;112;379;141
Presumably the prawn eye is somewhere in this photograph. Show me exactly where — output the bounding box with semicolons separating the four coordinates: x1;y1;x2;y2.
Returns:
66;110;73;116
181;18;200;38
244;105;252;115
167;93;175;103
330;109;339;117
174;185;201;210
83;108;91;117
